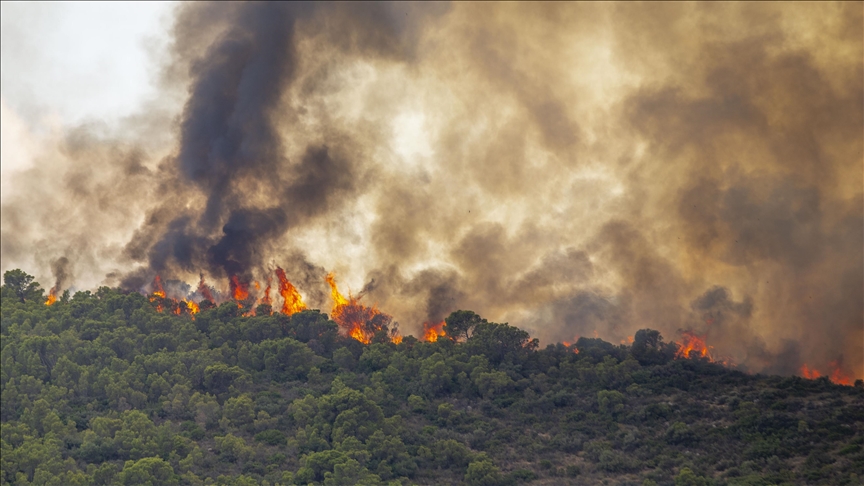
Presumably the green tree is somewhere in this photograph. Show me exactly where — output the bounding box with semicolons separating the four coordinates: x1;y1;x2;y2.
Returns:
3;269;44;303
630;329;676;365
465;458;504;486
444;310;486;341
117;457;177;486
674;467;709;486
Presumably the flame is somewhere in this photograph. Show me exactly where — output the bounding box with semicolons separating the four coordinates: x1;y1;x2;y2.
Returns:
802;361;853;385
276;267;306;315
152;275;166;299
800;363;821;379
561;336;580;354
197;275;215;302
621;335;634;345
45;288;57;306
829;360;852;385
326;272;349;307
675;330;712;360
149;275;167;312
423;321;446;342
230;275;249;305
185;299;199;315
326;273;401;344
260;279;272;307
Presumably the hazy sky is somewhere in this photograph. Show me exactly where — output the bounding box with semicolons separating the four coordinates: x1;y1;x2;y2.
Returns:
1;2;175;129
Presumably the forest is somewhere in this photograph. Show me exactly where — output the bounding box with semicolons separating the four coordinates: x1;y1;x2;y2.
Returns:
1;269;862;485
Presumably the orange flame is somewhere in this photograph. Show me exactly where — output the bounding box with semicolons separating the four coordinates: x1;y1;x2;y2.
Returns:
260;279;272;307
185;299;199;315
675;330;712;360
423;321;446;342
230;275;249;304
45;288;57;306
152;275;166;299
149;275;167;312
800;363;821;379
562;336;580;354
829;360;852;385
276;267;306;315
802;361;853;385
326;273;400;344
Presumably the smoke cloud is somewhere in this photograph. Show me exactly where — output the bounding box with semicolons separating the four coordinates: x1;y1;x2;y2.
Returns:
1;3;861;379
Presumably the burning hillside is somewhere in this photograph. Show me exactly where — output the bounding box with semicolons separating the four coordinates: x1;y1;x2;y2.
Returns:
1;3;861;383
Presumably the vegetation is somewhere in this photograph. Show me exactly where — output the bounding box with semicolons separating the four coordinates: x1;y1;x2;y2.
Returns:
1;270;862;485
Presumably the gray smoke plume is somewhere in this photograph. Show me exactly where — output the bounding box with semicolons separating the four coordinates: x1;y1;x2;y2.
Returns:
1;3;860;379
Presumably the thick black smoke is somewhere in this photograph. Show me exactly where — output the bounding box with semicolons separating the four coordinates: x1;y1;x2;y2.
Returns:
122;2;440;290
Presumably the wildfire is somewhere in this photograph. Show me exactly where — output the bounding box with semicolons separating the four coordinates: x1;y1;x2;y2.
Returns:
185;299;199;315
423;321;446;342
675;330;712;360
152;275;166;299
149;275;167;312
801;361;853;385
829;361;852;385
276;267;306;315
326;272;401;344
230;275;249;302
45;288;57;306
800;363;820;379
260;280;272;306
561;336;580;354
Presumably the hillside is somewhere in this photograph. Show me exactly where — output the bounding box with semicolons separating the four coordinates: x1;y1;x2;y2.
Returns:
1;270;862;486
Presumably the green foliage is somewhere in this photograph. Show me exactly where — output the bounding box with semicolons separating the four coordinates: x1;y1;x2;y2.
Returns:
444;310;486;341
2;269;44;303
1;270;862;485
464;458;504;486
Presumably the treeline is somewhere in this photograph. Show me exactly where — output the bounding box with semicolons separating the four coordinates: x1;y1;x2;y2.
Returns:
1;270;862;485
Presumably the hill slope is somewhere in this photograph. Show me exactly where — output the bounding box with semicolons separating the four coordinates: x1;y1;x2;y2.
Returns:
1;272;862;485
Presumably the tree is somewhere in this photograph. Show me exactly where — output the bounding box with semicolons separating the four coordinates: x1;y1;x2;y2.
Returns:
444;310;486;341
465;458;503;486
467;322;537;365
117;457;177;486
630;329;676;366
3;269;44;303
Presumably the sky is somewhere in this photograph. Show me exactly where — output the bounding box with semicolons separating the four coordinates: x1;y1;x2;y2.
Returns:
0;3;861;380
1;1;177;203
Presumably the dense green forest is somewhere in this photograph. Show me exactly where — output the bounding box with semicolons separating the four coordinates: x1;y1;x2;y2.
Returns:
1;270;862;486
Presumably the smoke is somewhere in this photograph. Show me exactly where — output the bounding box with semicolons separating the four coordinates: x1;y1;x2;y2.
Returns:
48;256;72;293
1;3;861;378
